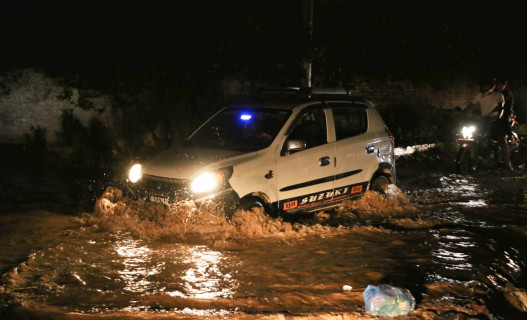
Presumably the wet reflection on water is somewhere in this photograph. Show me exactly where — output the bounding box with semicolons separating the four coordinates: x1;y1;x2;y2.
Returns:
462;199;487;207
110;235;239;312
1;165;527;319
439;176;479;196
504;249;521;273
115;238;157;294
431;231;474;271
166;245;236;299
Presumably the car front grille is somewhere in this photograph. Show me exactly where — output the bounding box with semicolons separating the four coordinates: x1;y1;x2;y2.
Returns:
131;174;192;201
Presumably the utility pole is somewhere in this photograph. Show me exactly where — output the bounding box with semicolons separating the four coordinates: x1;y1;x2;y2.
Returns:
303;0;313;88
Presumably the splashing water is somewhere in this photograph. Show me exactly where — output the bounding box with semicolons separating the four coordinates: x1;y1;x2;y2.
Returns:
1;169;527;319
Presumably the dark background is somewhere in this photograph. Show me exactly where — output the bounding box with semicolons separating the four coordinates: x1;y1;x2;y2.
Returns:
2;0;527;168
2;0;527;85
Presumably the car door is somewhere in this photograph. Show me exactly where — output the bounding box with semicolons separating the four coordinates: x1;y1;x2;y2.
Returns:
276;106;335;212
330;102;376;198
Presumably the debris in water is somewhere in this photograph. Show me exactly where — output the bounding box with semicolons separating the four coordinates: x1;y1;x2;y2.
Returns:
363;284;416;317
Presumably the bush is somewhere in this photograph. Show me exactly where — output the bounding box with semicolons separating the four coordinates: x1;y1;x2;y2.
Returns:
56;109;113;169
23;126;48;165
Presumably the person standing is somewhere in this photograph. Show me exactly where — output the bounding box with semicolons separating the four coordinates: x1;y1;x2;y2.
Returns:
495;79;514;137
465;77;514;171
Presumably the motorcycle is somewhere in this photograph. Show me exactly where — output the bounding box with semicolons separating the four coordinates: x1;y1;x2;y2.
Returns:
455;115;521;174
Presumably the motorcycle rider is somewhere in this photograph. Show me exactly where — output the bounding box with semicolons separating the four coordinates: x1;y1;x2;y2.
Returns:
495;79;515;138
464;77;514;171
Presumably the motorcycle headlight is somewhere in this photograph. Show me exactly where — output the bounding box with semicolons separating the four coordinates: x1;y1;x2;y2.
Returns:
462;126;476;139
128;164;142;183
190;167;233;194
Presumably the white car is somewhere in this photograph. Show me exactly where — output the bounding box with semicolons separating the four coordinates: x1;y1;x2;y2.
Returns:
126;88;396;216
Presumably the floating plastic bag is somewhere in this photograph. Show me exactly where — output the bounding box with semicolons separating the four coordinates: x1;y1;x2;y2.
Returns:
363;284;416;317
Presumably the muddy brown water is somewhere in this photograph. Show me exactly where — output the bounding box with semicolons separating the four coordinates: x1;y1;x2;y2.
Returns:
1;161;527;319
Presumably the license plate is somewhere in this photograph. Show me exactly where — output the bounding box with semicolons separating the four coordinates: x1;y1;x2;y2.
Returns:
149;195;170;205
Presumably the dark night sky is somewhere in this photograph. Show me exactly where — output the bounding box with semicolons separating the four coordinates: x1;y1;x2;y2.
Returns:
2;0;527;85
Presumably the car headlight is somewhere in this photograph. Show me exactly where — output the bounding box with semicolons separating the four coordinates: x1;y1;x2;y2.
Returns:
462;126;476;139
190;167;233;194
190;172;219;193
128;164;142;183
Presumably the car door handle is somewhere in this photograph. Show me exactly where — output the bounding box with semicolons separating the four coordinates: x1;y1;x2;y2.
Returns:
366;145;375;154
319;156;331;166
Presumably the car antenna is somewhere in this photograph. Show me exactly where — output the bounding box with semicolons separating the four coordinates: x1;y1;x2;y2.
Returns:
302;0;314;89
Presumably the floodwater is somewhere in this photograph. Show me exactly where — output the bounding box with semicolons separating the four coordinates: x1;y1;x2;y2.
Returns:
1;160;527;319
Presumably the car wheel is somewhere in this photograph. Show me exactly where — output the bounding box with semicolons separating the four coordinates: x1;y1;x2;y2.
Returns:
238;196;265;211
370;175;390;194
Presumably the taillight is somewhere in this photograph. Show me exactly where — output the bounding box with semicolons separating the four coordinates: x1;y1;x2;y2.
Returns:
385;126;395;144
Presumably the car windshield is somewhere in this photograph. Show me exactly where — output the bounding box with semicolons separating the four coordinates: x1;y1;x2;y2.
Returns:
183;107;291;152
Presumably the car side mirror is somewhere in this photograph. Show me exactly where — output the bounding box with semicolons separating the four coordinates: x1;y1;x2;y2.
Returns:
284;139;306;155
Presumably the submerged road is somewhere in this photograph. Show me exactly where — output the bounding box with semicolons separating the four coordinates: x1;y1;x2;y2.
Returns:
1;158;526;319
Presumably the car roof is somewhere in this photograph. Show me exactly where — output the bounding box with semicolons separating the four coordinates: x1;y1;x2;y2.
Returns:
228;94;374;111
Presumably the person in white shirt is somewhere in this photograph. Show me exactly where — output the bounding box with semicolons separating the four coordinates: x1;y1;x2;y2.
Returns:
465;78;513;171
467;78;504;117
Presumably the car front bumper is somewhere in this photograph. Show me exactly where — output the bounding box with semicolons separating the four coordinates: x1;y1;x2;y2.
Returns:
124;174;240;208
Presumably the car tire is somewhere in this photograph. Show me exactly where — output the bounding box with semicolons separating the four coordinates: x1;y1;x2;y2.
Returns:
238;196;265;211
238;195;282;217
370;175;390;194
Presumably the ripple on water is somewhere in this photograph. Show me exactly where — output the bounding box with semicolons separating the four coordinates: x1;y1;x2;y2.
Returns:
1;180;526;318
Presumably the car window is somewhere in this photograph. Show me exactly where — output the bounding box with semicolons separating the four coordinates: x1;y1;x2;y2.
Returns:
183;107;291;152
332;107;367;140
287;109;327;150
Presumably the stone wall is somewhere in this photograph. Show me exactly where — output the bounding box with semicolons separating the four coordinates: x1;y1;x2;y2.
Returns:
348;78;477;109
0;70;525;144
348;77;527;120
0;69;112;143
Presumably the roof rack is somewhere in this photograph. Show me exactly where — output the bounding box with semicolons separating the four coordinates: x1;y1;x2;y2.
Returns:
257;87;352;98
309;87;350;96
256;87;301;96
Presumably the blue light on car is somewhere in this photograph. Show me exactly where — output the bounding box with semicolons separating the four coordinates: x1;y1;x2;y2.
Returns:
240;114;252;121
